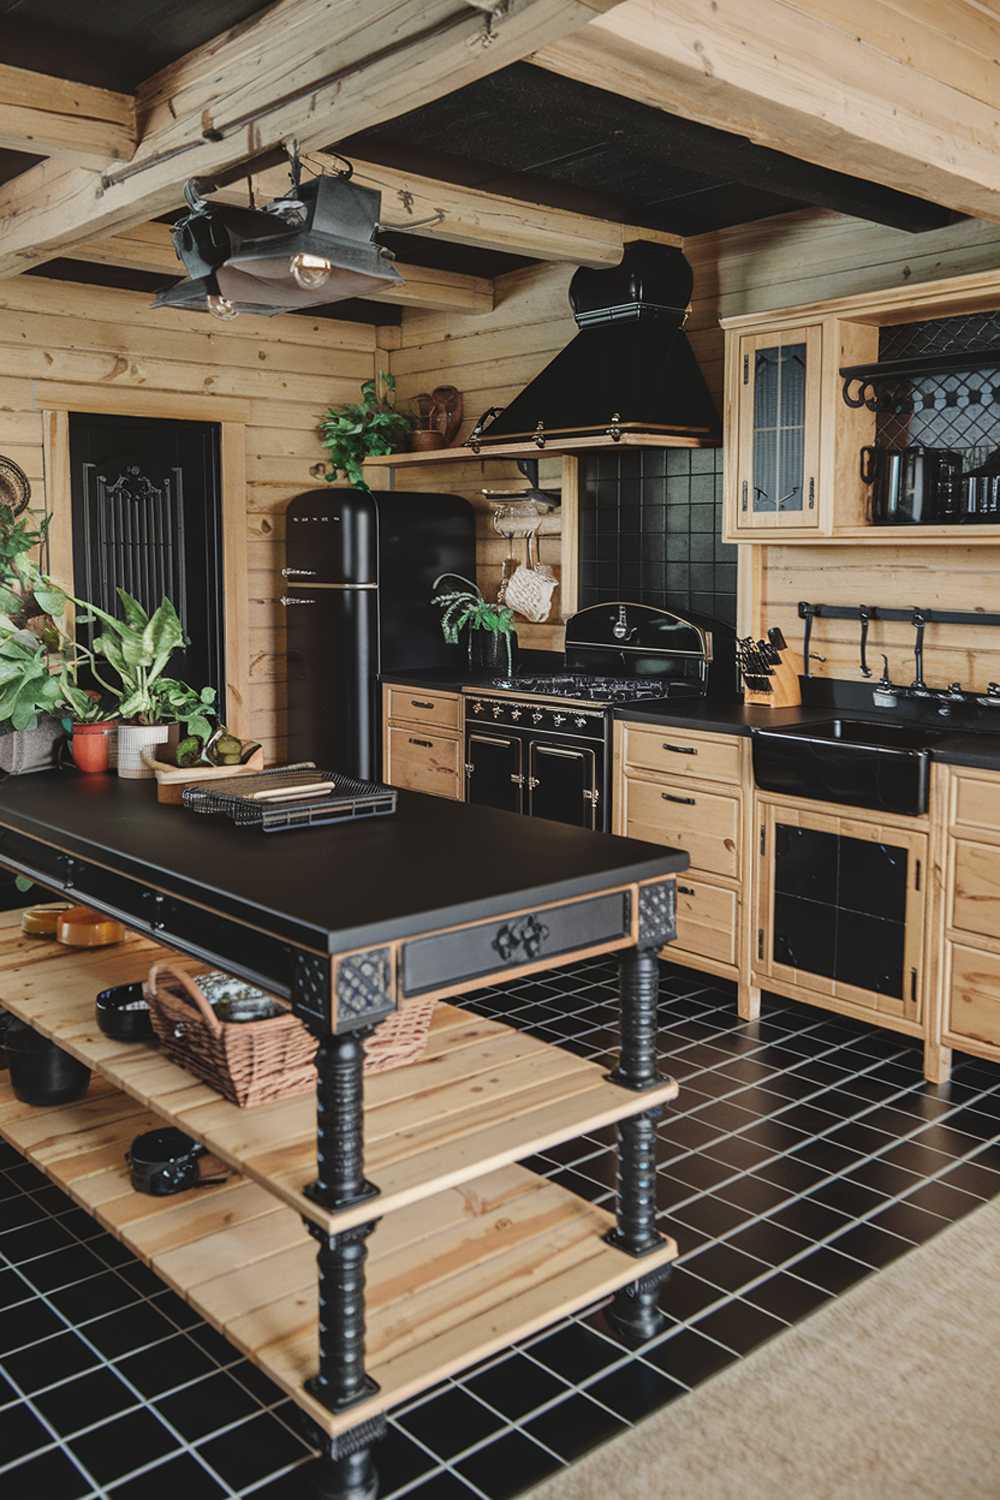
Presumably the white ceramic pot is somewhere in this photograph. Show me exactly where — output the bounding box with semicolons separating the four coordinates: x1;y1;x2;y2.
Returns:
116;722;176;780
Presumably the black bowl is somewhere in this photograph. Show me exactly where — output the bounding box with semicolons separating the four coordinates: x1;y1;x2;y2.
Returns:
96;982;153;1042
6;1019;91;1106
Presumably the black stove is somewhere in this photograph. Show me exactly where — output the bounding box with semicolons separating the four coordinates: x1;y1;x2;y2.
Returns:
461;603;713;832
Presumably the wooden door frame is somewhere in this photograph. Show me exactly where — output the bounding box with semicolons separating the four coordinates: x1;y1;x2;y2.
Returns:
39;389;250;739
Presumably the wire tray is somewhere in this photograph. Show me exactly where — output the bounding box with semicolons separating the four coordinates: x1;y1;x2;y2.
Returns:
181;764;398;832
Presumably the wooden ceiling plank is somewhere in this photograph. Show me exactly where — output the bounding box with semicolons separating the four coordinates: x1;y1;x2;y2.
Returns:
0;0;620;279
0;63;134;166
533;0;1000;224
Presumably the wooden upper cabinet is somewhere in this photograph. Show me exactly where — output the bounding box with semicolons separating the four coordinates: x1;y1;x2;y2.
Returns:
732;325;823;536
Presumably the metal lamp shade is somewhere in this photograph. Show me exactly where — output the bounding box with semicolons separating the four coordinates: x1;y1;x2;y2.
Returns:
154;173;400;317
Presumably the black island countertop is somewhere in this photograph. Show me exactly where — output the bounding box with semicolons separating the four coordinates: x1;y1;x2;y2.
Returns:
0;772;687;956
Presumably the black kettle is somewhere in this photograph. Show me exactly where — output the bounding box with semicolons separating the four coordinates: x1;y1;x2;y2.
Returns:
860;445;962;525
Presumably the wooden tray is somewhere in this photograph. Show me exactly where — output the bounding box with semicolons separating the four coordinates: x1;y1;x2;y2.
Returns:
142;746;265;804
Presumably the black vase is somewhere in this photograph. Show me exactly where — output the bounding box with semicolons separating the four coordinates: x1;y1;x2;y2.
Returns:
468;629;518;677
6;1020;92;1106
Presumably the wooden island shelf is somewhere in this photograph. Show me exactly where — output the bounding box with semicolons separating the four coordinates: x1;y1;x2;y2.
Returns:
0;777;685;1498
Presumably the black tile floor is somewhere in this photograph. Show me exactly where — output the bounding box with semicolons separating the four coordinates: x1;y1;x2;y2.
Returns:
3;959;1000;1498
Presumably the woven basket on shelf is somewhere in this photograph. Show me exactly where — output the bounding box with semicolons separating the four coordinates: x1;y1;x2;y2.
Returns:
144;963;437;1109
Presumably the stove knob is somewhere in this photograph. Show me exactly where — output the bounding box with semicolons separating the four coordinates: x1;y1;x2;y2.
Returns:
511;708;522;720
553;713;566;726
575;716;587;728
531;711;543;724
491;705;503;718
471;701;484;715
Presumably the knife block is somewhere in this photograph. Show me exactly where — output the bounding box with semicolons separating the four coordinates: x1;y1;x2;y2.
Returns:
743;646;803;708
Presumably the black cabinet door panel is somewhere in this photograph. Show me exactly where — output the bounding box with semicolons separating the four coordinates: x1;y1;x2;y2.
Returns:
529;744;597;829
466;733;522;814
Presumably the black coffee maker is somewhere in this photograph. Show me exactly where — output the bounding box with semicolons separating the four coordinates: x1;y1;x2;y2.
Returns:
860;444;962;524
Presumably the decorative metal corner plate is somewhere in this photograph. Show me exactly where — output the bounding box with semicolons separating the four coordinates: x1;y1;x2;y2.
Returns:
291;951;332;1028
334;946;396;1032
637;879;677;949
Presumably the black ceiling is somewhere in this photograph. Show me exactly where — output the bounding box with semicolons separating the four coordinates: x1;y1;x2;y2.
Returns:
0;0;271;90
339;62;959;239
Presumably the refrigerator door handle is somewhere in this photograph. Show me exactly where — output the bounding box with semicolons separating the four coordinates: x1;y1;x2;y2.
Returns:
280;596;318;606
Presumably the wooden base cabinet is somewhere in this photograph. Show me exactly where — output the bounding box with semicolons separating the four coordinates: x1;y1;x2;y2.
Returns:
752;795;927;1034
613;721;753;1008
932;765;1000;1081
382;686;464;800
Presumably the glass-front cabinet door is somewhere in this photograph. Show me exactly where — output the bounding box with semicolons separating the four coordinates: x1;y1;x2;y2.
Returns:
756;803;927;1023
736;325;822;533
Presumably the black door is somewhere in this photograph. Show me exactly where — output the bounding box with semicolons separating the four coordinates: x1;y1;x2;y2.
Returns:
285;587;378;777
69;413;225;706
465;732;523;813
529;743;598;829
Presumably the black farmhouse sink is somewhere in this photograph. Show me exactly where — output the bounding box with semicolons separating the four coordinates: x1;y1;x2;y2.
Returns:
752;718;943;815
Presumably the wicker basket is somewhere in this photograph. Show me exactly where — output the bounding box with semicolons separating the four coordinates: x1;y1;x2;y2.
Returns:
144;962;436;1108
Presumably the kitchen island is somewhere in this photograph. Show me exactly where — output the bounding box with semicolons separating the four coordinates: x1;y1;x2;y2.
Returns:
0;775;686;1500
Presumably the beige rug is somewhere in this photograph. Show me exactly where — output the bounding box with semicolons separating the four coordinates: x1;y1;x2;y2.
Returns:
528;1196;1000;1500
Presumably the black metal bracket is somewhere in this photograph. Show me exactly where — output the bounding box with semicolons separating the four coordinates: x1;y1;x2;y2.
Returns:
799;600;1000;681
840;346;1000;411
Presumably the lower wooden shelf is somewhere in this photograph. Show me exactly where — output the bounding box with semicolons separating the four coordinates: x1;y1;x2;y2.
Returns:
0;920;678;1235
0;1076;677;1437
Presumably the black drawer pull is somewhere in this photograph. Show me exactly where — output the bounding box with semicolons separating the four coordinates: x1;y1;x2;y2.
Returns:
661;743;696;755
677;883;696;896
410;737;433;748
661;792;695;805
411;699;434;709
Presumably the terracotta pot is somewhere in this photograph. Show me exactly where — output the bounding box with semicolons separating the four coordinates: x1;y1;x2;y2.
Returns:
411;429;445;453
117;722;178;779
71;721;116;773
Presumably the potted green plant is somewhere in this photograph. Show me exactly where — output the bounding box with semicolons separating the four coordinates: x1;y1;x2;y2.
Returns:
0;505;76;772
432;574;518;676
69;591;217;779
319;372;413;492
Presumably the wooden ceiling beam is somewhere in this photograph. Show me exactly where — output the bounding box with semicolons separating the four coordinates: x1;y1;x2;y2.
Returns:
0;0;621;279
67;220;497;314
233;156;638;266
0;63;134;167
533;0;1000;224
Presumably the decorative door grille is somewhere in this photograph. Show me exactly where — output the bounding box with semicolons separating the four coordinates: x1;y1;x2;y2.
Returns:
79;462;188;630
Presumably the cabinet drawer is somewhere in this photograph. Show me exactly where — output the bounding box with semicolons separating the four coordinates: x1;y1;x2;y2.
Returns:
386;688;460;732
947;941;1000;1049
673;877;738;968
623;726;741;786
623;777;740;879
386;727;461;799
952;839;1000;940
952;770;1000;835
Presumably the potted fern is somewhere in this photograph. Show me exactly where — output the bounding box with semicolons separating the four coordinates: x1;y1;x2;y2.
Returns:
319;372;412;492
432;575;518;676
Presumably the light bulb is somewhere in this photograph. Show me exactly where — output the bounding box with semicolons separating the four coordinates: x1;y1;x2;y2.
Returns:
207;294;238;321
290;253;333;290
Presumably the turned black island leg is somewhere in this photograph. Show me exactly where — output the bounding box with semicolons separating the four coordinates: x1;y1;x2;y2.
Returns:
292;950;398;1500
605;881;677;1343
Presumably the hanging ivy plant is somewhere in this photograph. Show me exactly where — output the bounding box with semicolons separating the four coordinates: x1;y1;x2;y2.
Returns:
319;372;413;492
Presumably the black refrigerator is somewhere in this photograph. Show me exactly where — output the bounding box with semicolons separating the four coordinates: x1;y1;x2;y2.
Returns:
284;489;475;779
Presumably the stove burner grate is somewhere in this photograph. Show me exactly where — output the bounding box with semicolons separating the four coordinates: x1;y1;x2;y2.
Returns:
487;674;682;704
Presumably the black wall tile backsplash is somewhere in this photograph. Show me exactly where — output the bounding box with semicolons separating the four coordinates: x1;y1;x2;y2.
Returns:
578;448;737;627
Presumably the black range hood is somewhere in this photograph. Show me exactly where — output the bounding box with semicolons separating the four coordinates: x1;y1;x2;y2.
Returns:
467;242;719;451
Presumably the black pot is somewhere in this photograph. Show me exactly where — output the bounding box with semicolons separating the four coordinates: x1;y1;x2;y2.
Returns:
127;1127;229;1197
6;1020;92;1106
468;628;518;676
96;982;153;1043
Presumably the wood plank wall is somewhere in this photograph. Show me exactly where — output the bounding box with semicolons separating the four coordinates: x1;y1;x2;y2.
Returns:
0;275;376;763
387;264;577;652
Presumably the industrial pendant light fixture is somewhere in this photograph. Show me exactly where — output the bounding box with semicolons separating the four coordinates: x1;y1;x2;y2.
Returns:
154;150;402;318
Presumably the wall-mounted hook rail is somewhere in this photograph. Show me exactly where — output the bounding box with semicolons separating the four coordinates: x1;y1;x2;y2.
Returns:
798;601;1000;679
